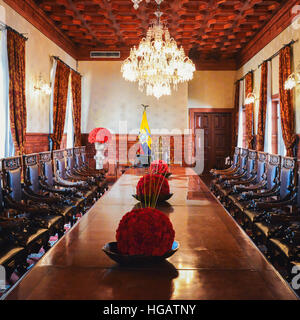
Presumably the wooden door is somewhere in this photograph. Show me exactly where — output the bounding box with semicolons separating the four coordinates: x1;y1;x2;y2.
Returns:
193;112;232;173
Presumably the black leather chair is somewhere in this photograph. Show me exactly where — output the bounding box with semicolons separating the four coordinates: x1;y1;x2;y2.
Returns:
235;154;281;228
1;157;50;256
73;147;108;191
0;169;28;283
212;148;249;199
255;162;300;269
23;153;72;236
79;146;108;176
65;148;105;199
73;147;100;177
39;151;86;225
218;150;257;205
227;151;268;220
231;151;268;196
210;147;240;176
251;156;296;244
53;150;96;209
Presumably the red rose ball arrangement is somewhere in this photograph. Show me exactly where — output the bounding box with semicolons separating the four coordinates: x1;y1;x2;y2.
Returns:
136;173;170;202
149;160;169;176
88;127;112;144
116;208;175;256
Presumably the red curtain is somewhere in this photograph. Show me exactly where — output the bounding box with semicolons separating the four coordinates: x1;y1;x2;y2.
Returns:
232;81;240;154
71;70;82;147
256;61;268;151
245;72;254;149
279;46;296;157
7;29;27;155
51;60;70;150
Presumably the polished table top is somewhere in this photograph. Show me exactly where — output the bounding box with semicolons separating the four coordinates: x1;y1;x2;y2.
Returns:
5;167;298;300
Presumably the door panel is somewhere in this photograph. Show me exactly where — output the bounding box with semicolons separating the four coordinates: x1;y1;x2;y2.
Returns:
194;112;232;173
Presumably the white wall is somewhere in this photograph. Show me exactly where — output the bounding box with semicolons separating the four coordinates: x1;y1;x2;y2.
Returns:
79;61;189;134
0;0;76;133
79;62;237;134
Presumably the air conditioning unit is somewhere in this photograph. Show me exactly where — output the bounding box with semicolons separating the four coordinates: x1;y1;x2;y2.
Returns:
90;51;120;58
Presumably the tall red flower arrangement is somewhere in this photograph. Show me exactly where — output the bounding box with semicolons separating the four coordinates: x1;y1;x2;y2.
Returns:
150;160;169;175
88;127;111;144
136;173;170;198
116;208;175;256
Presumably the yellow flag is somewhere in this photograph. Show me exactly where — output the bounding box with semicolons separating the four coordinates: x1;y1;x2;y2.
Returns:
139;110;151;155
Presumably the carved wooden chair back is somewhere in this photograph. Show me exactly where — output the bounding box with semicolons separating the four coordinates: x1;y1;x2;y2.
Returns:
279;157;296;200
1;157;23;202
39;152;54;186
266;154;281;190
73;147;82;169
53;150;67;179
79;146;87;165
66;148;76;171
238;148;249;173
232;147;240;167
245;150;257;177
256;152;268;183
23;154;41;194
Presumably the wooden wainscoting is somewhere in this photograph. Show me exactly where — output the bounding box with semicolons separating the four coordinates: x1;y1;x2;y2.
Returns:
25;133;49;154
23;133;193;182
25;133;68;154
81;133;194;168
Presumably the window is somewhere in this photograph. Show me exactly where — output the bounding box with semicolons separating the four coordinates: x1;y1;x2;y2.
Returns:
264;61;272;153
271;96;286;156
0;28;14;158
64;76;74;149
277;102;286;156
237;80;244;148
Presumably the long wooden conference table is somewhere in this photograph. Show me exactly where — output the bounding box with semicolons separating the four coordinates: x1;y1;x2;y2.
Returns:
4;167;298;299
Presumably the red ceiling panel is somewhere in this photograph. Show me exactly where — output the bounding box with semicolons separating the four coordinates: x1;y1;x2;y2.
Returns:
31;0;290;61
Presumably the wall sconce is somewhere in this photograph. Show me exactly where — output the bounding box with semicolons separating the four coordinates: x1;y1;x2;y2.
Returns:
245;92;257;105
34;73;51;95
285;63;300;90
284;72;300;90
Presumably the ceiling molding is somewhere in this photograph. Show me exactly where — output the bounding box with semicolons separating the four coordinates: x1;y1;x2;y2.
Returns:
3;0;78;59
237;0;299;68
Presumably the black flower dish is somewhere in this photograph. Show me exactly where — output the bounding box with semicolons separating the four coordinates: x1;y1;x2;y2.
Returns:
132;193;173;203
102;241;179;265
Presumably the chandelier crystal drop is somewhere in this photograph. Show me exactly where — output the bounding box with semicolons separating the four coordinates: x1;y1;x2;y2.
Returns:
121;11;195;99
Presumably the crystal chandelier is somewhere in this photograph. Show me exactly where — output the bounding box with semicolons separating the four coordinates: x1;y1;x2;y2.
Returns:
131;0;164;10
121;11;195;99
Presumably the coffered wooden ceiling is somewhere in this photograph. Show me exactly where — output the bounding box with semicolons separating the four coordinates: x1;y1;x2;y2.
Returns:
5;0;298;68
